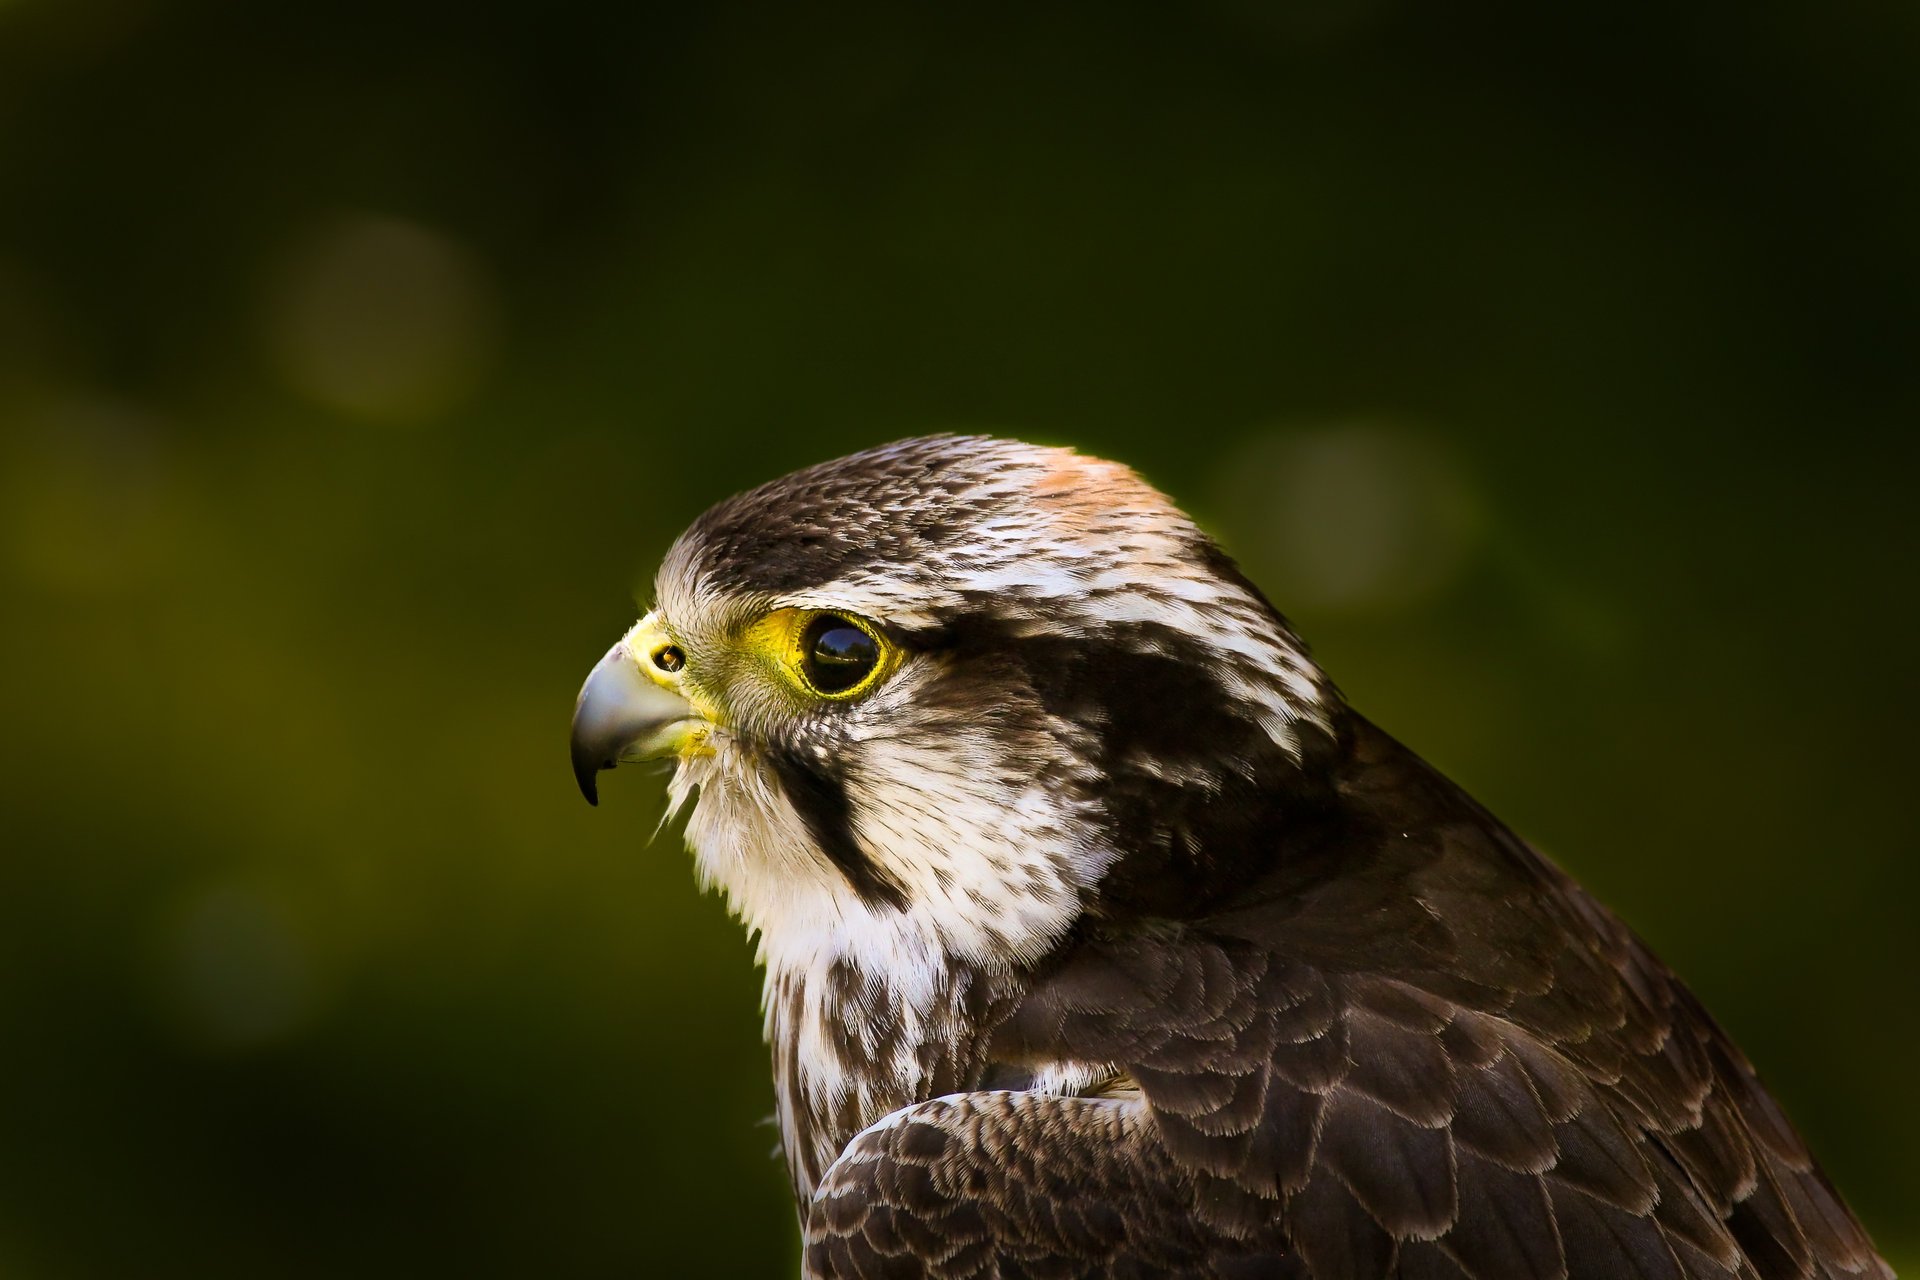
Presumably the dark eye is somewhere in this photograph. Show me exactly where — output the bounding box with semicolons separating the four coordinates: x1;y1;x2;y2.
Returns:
800;614;880;695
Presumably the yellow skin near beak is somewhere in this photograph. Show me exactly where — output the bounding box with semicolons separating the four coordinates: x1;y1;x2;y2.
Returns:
571;606;903;805
569;614;714;804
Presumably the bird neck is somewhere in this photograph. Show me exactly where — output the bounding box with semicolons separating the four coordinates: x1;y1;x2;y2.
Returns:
761;934;1011;1209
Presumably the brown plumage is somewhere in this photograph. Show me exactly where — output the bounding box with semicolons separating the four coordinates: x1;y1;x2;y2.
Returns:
570;436;1889;1279
809;717;1886;1278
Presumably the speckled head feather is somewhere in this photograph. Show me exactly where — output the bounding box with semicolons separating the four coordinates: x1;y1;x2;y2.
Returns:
660;434;1328;718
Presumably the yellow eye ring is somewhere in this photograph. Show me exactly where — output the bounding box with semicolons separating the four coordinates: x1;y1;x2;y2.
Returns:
785;610;894;700
739;608;899;701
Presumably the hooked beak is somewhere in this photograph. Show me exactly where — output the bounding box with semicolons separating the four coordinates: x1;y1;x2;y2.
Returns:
569;624;700;806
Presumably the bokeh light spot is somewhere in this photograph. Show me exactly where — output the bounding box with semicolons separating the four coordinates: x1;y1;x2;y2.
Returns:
1210;423;1485;616
264;214;500;424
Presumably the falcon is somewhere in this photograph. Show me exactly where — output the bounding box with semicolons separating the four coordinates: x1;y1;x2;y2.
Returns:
569;435;1888;1279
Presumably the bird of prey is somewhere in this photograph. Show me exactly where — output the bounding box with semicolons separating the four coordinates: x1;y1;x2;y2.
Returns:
569;435;1888;1280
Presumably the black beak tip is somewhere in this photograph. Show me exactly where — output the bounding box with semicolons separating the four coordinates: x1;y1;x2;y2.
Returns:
572;753;604;806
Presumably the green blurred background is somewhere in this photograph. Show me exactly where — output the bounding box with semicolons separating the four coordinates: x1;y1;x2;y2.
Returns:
2;1;1916;1274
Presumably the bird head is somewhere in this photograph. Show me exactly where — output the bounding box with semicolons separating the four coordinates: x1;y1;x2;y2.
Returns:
571;436;1337;974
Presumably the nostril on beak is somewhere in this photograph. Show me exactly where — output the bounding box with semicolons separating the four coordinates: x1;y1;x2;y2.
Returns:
570;639;697;807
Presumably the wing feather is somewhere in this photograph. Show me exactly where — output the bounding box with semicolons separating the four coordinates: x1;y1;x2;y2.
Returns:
803;719;1888;1279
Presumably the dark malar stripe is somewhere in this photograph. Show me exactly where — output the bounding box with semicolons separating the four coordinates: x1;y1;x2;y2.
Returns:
763;743;909;910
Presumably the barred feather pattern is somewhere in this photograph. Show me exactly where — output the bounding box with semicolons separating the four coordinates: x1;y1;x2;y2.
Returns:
801;718;1890;1280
